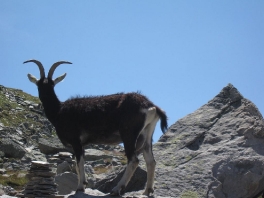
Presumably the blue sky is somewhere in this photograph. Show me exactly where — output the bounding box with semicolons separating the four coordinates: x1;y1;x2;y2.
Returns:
1;1;263;142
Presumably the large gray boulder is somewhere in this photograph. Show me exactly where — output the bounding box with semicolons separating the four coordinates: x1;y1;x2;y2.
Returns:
94;166;147;194
0;138;26;158
55;172;78;195
153;83;264;197
38;137;67;155
84;149;112;161
95;84;264;197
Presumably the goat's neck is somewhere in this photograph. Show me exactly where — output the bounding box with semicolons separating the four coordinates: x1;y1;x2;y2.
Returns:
39;89;61;125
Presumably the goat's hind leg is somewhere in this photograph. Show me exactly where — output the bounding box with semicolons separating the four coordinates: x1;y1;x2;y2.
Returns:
111;154;139;196
72;144;87;192
111;129;141;195
142;140;156;196
142;110;159;196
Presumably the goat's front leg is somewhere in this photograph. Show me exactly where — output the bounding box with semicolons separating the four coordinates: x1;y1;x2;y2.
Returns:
73;144;87;192
110;155;139;196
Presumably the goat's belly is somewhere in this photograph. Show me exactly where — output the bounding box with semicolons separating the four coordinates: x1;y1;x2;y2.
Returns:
80;130;123;145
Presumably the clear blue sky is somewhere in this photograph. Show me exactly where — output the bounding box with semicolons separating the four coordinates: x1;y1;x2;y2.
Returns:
1;1;263;142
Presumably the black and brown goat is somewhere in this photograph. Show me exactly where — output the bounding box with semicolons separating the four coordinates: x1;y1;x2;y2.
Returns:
24;59;168;196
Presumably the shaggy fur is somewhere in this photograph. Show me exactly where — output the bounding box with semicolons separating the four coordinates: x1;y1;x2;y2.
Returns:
24;60;168;196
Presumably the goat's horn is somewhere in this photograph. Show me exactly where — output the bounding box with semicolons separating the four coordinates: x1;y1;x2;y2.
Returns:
23;59;45;79
48;61;72;79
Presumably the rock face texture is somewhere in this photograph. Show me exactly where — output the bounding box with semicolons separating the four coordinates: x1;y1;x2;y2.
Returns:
0;138;27;158
94;166;147;194
76;83;264;197
152;84;264;197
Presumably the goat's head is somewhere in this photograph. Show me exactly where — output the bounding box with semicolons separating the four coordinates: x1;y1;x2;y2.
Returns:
24;59;72;85
24;59;72;99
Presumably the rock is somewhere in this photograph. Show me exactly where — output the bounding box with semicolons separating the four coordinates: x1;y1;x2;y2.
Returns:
0;169;6;174
0;185;4;196
0;196;17;198
94;166;147;194
84;149;112;161
20;161;58;197
111;158;121;166
0;138;26;158
67;188;106;197
3;83;264;197
65;188;166;198
55;172;78;195
57;161;72;174
84;165;94;174
51;152;74;165
2;186;16;197
38;137;67;155
151;84;264;197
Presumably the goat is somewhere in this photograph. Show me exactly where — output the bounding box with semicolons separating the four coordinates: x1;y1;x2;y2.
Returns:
23;59;168;196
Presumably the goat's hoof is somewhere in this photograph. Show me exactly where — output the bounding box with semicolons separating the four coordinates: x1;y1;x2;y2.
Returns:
110;188;120;196
110;190;118;196
143;188;154;196
76;188;85;193
110;185;125;196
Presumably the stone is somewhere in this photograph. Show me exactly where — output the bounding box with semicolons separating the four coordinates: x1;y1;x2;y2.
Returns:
0;169;6;174
0;194;17;198
0;138;26;158
84;149;112;161
38;137;67;155
65;188;167;198
93;84;264;197
20;161;58;197
57;161;72;174
94;166;147;194
67;188;106;197
84;165;94;174
55;172;78;195
152;84;264;197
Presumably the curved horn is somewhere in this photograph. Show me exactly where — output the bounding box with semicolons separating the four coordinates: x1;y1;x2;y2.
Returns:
48;61;72;79
23;59;45;79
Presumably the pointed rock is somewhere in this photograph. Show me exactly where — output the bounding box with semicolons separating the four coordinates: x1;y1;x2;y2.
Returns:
153;84;264;197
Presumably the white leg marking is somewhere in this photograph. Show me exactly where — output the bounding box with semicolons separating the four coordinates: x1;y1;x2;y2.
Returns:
111;107;159;195
141;108;159;196
143;144;156;196
76;155;85;191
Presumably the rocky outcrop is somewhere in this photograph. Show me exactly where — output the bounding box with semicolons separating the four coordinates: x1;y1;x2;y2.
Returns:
153;84;264;197
97;84;264;197
0;85;58;162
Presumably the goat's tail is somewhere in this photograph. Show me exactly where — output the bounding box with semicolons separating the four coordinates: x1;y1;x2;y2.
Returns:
156;106;168;133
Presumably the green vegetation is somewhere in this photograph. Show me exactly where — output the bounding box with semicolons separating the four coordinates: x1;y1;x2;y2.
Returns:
92;150;126;174
0;170;28;190
0;85;43;130
180;190;200;198
103;149;127;165
93;165;110;174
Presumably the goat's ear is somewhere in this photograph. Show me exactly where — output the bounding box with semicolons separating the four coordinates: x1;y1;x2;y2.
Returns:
54;73;67;85
27;74;38;85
